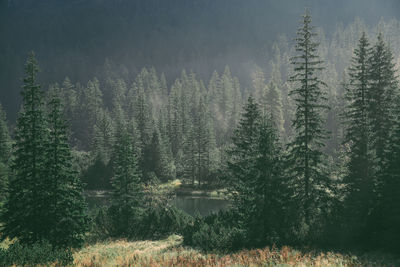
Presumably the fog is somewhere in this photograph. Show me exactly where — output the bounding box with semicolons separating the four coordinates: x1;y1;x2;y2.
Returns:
1;0;400;120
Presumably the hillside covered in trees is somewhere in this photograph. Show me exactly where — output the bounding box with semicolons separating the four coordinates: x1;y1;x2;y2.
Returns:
1;0;400;266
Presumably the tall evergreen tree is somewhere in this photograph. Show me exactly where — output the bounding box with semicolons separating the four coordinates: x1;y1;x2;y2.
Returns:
287;10;331;228
109;122;143;237
342;32;375;241
263;81;284;135
368;33;398;173
44;91;89;248
367;33;399;246
227;96;284;246
92;108;114;164
381;93;400;250
0;103;11;166
2;52;49;244
227;96;261;224
0;103;11;204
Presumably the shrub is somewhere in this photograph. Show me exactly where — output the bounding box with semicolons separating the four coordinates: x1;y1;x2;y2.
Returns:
183;210;245;252
137;203;193;239
0;241;73;266
90;201;193;241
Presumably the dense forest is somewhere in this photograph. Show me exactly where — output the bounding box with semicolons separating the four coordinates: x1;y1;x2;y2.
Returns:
1;1;400;266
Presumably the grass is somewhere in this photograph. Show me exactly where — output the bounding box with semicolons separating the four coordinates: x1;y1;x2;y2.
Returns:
71;235;399;267
1;234;399;266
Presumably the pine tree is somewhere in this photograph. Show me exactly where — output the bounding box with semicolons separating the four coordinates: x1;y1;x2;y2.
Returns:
142;128;173;182
133;75;152;150
183;120;197;186
44;91;89;248
0;103;11;165
287;10;331;228
251;115;285;245
0;103;11;204
92;108;114;164
193;97;210;187
368;33;398;174
342;32;375;240
168;79;183;158
368;34;399;246
263;81;284;135
227;96;284;246
2;52;49;244
109;122;143;237
227;96;262;222
381;93;400;250
74;78;103;150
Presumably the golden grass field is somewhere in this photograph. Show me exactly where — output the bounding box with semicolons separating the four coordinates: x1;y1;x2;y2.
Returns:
70;235;399;267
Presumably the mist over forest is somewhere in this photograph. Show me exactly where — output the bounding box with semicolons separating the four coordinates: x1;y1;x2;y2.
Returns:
1;0;400;120
1;1;400;266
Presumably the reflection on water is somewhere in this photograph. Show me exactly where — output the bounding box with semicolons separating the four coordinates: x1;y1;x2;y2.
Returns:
85;192;231;217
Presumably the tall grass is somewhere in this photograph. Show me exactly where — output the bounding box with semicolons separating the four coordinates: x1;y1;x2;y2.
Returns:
72;235;399;267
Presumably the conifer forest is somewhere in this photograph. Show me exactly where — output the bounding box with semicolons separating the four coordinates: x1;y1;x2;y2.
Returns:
2;0;400;266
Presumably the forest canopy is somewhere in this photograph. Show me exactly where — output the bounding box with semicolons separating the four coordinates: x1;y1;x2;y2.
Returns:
1;1;400;266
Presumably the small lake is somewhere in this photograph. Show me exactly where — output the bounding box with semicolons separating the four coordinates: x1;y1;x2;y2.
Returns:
84;191;231;217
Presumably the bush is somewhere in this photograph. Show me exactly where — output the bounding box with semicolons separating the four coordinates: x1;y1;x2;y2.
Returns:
0;241;73;266
90;201;193;241
183;210;245;252
137;203;192;239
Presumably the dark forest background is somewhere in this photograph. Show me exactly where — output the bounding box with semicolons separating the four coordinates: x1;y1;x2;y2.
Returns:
1;0;400;121
2;1;400;265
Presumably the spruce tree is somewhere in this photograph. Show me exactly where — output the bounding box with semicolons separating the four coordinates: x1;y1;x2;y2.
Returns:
368;34;399;246
92;108;114;164
44;91;89;248
251;115;284;245
368;33;398;173
109;122;143;237
2;52;49;244
381;93;400;250
142;128;172;182
287;10;331;228
0;103;11;204
342;32;374;240
263;81;284;135
227;96;262;223
227;96;284;246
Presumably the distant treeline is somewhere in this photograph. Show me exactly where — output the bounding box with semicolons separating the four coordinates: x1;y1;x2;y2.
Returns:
1;9;400;266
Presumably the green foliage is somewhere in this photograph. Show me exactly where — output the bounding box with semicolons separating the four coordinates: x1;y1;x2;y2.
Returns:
0;104;11;203
2;51;50;244
91;199;192;241
286;10;333;232
136;203;192;239
2;52;89;249
342;32;375;243
225;96;287;247
183;210;245;252
342;32;400;248
82;157;113;190
109;122;143;237
43;91;89;248
0;103;11;165
0;241;73;267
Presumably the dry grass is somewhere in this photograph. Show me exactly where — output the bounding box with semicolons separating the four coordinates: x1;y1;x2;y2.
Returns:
72;235;398;267
2;234;397;266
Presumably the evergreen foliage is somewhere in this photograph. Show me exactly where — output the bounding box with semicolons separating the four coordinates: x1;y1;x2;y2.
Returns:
0;104;11;203
342;32;375;243
109;122;143;237
2;52;50;244
44;90;89;248
286;10;333;233
226;96;285;246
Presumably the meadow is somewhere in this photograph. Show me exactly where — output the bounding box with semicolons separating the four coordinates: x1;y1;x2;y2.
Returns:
53;235;400;266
